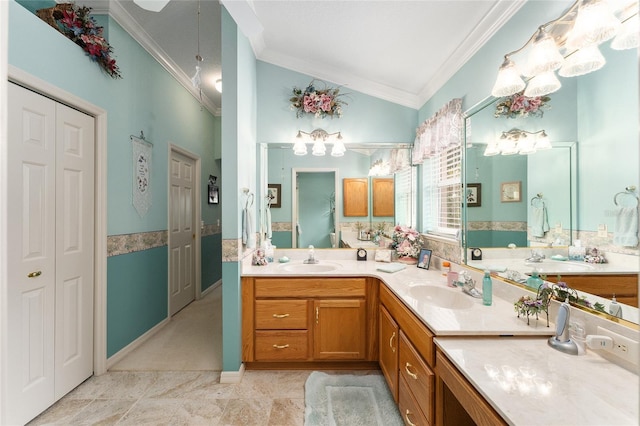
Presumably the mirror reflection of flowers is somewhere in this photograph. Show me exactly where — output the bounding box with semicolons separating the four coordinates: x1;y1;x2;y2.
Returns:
290;79;348;118
494;91;549;119
391;225;421;258
44;4;121;78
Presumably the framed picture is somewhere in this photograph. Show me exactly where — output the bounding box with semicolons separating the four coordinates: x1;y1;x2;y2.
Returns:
208;175;219;204
417;248;432;270
267;184;281;208
501;181;522;203
465;183;481;207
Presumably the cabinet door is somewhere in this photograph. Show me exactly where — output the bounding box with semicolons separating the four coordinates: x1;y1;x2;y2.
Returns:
379;305;399;402
343;178;368;217
314;299;366;359
372;177;394;217
399;331;434;424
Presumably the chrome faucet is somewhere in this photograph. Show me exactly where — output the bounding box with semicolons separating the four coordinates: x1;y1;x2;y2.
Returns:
303;245;319;264
455;272;482;298
525;249;545;263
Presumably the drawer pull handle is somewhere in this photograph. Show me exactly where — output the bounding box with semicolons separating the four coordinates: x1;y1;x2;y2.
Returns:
272;313;290;319
316;307;319;324
405;362;418;380
272;344;289;349
404;409;417;426
389;332;396;353
27;271;42;278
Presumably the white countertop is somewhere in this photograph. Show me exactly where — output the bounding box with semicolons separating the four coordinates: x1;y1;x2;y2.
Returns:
243;256;553;336
435;337;639;426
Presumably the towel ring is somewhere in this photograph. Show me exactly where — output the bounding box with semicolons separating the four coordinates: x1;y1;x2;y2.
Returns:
614;188;639;207
530;194;545;208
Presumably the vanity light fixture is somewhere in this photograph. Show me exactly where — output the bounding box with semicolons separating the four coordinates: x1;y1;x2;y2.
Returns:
491;0;638;98
293;129;345;157
484;129;551;156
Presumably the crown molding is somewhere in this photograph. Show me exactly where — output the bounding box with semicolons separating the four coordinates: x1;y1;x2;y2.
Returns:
106;1;220;116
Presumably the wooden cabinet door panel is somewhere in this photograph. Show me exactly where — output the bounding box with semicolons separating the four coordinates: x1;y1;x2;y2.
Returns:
379;305;399;402
343;178;368;217
399;375;430;426
314;299;366;359
255;330;309;360
255;300;308;329
372;177;394;217
399;331;434;423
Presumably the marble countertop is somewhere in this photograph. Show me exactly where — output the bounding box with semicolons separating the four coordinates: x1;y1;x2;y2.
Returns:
435;337;639;425
242;254;553;337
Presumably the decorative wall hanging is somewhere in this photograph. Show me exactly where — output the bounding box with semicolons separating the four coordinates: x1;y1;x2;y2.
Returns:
465;183;482;207
267;184;281;208
290;79;348;118
494;91;550;119
36;3;121;78
208;175;219;205
501;181;522;203
131;132;152;217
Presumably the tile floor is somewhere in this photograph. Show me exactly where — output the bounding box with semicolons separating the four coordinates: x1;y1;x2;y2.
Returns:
27;286;309;425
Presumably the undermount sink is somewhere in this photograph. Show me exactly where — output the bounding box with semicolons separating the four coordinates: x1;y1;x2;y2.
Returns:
524;261;595;273
279;262;342;273
407;285;475;310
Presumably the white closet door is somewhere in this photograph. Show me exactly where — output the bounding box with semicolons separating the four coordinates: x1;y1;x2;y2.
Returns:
6;83;57;424
54;102;94;399
169;150;196;315
6;83;95;424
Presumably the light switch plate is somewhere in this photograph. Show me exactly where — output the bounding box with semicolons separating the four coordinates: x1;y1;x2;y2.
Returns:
597;224;608;237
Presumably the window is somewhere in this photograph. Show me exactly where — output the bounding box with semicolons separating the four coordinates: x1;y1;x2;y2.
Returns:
394;166;417;228
421;144;461;236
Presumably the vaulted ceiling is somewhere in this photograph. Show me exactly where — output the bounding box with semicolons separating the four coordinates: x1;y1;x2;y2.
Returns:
83;0;527;114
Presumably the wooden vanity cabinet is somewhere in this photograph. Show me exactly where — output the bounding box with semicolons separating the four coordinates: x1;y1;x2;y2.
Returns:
544;274;637;306
372;177;394;217
242;276;378;367
343;178;369;217
379;285;435;425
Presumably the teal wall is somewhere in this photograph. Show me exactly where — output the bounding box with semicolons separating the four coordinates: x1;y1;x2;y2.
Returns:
202;234;223;291
107;248;168;357
9;1;222;356
467;231;527;248
297;172;335;248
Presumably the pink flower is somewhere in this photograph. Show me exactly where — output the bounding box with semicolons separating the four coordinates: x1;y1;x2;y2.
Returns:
525;97;542;111
510;95;526;112
303;94;317;113
320;94;332;112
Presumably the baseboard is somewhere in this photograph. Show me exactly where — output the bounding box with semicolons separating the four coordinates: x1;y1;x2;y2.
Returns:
220;363;245;384
105;317;170;369
201;279;221;298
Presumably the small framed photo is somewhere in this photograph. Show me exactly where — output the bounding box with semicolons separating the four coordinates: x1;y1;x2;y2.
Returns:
465;183;481;207
268;184;281;208
501;181;522;203
417;248;432;270
208;175;219;205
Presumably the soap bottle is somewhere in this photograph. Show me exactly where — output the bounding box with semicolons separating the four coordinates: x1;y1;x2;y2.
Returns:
526;270;543;290
482;270;492;306
609;295;623;318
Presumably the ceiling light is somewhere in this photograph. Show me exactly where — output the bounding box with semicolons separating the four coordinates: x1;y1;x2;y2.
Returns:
485;129;550;156
611;14;639;50
133;0;170;12
566;0;620;49
491;57;525;97
215;79;222;93
524;71;562;97
559;45;606;77
292;129;345;157
524;29;564;77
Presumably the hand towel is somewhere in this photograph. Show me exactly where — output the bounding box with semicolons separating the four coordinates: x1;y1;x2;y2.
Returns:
242;207;254;246
531;205;550;238
266;207;272;239
376;263;406;273
613;206;638;247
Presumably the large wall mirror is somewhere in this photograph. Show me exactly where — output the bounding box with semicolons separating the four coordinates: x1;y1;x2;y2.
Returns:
261;143;413;250
463;41;639;325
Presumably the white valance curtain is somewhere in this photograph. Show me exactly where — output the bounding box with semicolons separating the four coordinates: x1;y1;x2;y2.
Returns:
412;98;463;165
388;148;411;174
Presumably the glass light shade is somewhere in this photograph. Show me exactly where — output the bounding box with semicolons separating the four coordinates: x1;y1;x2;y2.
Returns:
524;31;564;77
292;138;307;156
484;141;501;156
311;140;326;156
534;132;552;150
559;45;606;77
565;0;621;49
524;71;561;97
611;15;639;50
517;136;537;154
133;0;170;12
500;138;518;156
214;79;222;93
331;136;346;157
491;58;525;97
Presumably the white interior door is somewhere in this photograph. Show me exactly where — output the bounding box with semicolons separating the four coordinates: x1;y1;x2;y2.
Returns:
6;83;94;424
169;150;196;315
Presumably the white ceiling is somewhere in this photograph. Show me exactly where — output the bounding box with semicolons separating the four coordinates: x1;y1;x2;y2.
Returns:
85;0;527;114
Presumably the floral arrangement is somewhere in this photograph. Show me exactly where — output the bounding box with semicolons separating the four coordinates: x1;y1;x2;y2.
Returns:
391;225;421;259
548;278;606;313
290;80;347;118
39;3;121;78
494;91;549;119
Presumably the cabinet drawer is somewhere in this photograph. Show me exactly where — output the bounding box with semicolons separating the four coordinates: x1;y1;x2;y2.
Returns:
254;278;366;298
399;331;434;423
399;375;430;426
255;300;308;329
255;331;309;361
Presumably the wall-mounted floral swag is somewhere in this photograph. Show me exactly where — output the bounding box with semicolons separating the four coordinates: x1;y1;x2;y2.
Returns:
290;79;348;118
36;3;122;79
494;91;550;119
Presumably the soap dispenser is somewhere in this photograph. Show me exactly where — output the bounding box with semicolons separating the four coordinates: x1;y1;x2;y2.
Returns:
609;295;623;318
526;269;543;290
482;270;492;306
